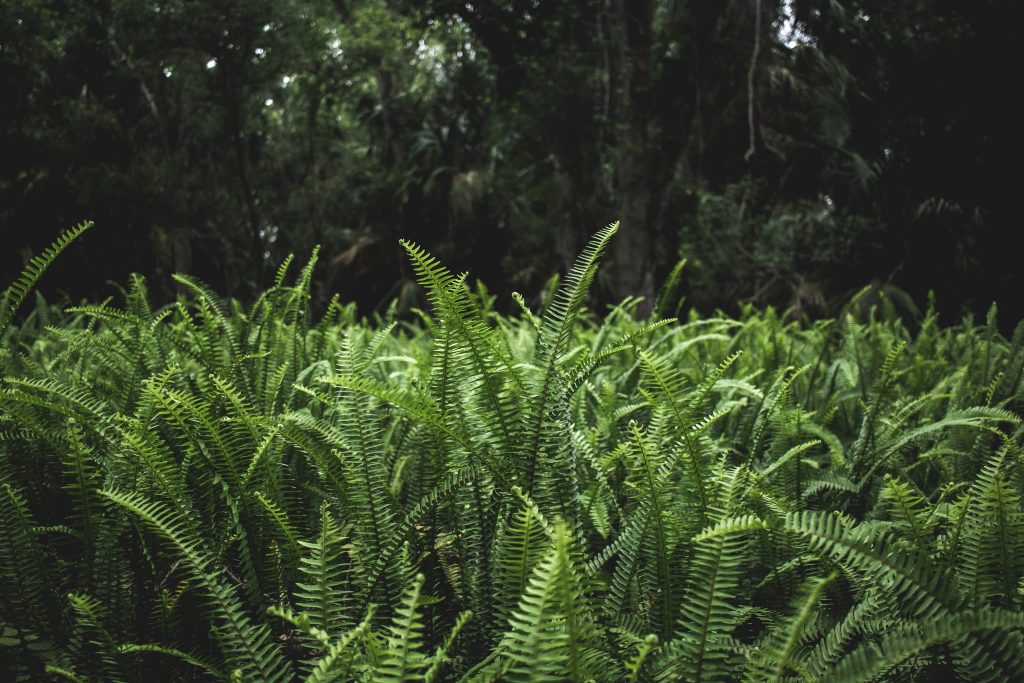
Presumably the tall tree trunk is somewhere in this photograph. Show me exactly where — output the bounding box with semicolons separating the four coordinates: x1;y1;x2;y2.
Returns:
612;0;656;314
227;32;263;292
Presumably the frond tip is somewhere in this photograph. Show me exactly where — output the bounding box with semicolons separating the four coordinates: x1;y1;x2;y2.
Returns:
1;220;94;332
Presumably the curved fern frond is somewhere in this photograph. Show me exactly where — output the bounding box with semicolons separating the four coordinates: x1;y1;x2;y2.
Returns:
830;609;1024;683
743;572;836;682
1;221;94;333
494;487;555;621
101;489;291;682
521;223;618;499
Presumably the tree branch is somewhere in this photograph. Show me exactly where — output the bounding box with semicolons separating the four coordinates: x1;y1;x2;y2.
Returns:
745;0;763;163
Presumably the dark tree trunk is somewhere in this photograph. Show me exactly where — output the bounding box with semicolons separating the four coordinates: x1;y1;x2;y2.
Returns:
225;31;264;293
612;0;656;314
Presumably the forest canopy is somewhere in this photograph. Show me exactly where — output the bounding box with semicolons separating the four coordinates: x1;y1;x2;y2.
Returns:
1;0;1016;321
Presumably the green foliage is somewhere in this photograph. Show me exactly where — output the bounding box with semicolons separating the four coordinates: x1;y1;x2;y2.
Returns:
0;221;93;334
2;227;1024;681
6;0;1015;326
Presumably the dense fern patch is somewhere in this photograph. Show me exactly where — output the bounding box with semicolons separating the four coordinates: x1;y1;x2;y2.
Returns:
2;224;1024;681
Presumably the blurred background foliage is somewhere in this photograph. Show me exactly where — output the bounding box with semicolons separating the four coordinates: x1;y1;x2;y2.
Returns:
1;0;1017;323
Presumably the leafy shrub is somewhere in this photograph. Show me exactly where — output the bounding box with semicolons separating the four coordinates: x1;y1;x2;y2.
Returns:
680;180;884;317
1;223;1023;681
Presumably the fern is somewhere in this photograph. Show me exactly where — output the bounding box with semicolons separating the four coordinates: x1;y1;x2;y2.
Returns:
495;521;600;682
2;224;1024;681
294;505;357;638
101;489;292;682
520;223;618;510
829;609;1024;683
0;221;94;333
743;572;836;681
493;488;554;622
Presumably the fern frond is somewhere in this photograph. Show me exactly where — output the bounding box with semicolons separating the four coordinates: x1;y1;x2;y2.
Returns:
0;482;54;634
662;515;765;682
0;221;94;332
294;506;357;636
117;643;225;679
958;449;1024;605
743;572;836;682
829;609;1024;683
494;489;555;621
497;521;601;682
520;223;618;502
101;489;291;682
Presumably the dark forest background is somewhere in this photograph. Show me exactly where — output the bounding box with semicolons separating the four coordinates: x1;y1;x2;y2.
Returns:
1;0;1017;323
